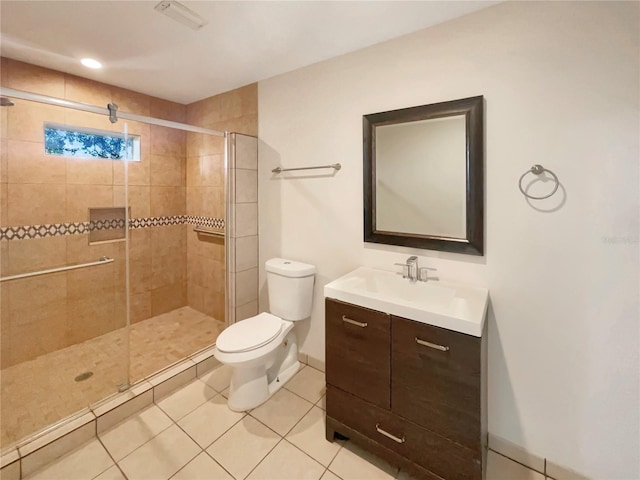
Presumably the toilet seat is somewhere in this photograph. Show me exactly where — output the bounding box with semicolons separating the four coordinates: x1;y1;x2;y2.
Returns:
216;313;283;353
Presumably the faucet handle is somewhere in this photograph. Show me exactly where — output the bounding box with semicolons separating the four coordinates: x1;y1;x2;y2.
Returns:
418;267;429;282
418;267;438;282
394;263;409;279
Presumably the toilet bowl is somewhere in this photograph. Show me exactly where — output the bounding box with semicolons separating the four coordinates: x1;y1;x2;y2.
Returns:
214;258;315;411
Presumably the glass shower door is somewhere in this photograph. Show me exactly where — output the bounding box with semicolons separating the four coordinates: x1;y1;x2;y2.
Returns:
0;96;130;449
124;122;226;383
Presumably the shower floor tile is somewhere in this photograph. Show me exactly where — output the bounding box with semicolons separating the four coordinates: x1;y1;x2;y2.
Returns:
0;306;225;448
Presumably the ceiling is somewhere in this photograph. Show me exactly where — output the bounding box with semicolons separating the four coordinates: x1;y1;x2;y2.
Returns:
0;1;497;104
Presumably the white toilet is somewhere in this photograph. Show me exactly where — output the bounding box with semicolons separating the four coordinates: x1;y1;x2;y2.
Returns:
214;258;315;412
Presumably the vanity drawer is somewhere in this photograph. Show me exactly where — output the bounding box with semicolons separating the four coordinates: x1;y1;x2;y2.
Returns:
327;386;481;480
391;316;482;452
326;298;390;409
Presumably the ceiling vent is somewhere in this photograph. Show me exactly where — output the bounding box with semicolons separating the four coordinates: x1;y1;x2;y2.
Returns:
154;1;207;30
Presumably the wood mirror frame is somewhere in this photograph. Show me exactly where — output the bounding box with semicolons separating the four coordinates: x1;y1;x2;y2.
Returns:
363;95;484;256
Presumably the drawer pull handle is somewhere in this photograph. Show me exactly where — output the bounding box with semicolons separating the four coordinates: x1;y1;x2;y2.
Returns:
375;424;405;444
415;337;450;352
342;316;367;328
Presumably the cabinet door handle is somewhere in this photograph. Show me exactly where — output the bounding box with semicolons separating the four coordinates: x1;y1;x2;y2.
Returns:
342;315;367;328
375;424;405;444
415;337;450;352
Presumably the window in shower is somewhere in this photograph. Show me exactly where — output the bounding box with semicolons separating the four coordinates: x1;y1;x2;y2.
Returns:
44;123;141;161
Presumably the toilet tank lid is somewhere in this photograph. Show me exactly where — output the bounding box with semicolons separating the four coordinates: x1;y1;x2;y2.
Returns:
266;258;316;277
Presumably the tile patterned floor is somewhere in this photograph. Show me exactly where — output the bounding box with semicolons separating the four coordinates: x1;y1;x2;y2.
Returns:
24;364;551;480
1;306;225;448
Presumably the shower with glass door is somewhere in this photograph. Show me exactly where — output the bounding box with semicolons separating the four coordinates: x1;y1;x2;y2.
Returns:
0;58;258;451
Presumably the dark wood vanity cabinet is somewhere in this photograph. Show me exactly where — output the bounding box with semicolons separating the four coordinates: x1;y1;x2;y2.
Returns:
325;298;487;480
325;298;390;409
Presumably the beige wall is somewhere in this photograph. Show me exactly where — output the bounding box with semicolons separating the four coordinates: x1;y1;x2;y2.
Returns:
258;2;639;478
185;85;257;321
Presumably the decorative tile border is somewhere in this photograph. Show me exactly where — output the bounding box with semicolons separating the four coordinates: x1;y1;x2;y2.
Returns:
0;222;91;240
186;215;225;229
128;215;186;229
0;216;225;241
91;219;126;231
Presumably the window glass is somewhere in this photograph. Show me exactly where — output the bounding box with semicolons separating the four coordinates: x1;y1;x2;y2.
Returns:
44;123;140;161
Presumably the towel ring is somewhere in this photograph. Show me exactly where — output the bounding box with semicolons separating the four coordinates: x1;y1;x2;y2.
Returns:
518;164;559;200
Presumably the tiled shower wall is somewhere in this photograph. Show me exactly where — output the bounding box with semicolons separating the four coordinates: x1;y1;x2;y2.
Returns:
185;88;258;323
0;58;191;368
228;133;259;324
0;58;257;368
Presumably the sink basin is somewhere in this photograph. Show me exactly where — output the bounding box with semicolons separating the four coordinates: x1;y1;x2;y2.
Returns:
324;267;489;337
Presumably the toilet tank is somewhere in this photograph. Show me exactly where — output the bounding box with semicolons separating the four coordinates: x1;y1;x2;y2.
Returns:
266;258;316;321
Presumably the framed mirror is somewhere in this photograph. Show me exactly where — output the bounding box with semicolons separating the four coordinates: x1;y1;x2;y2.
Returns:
363;95;484;255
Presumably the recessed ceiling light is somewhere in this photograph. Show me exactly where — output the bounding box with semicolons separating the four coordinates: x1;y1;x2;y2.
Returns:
81;58;102;69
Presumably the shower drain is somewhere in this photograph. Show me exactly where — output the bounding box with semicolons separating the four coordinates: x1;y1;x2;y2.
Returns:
74;371;94;382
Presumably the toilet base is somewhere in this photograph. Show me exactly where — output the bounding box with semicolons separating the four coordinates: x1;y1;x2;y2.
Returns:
226;330;301;412
267;359;300;396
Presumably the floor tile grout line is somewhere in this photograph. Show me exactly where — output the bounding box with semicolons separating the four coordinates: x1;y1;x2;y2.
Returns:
23;385;380;480
281;383;326;407
241;436;285;480
292;399;317;436
282;407;317;443
280;400;343;469
133;407;202;480
197;367;233;395
325;440;345;472
152;381;216;424
246;411;291;439
282;437;336;472
95;436;129;480
96;368;325;480
250;395;316;438
489;448;545;476
282;365;325;390
326;466;344;479
172;403;247;451
202;448;241;480
163;446;203;480
161;446;201;480
256;386;343;472
203;413;283;479
99;406;175;467
27;434;116;480
162;381;297;479
147;408;206;480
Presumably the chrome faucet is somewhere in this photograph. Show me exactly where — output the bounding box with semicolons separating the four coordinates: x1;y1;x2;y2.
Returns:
395;256;433;282
395;256;419;282
406;256;418;282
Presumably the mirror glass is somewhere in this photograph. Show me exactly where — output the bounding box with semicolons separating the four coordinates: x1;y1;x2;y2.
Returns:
363;96;484;255
375;115;466;238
